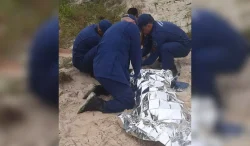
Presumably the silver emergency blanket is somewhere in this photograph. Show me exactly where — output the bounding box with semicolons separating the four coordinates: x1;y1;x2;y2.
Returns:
118;69;191;146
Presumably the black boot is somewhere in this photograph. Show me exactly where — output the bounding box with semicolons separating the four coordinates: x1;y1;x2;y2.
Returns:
170;65;178;77
93;85;110;96
79;96;104;113
158;58;162;63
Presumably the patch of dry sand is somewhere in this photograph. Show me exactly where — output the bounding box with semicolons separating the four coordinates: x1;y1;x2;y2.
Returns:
59;53;191;146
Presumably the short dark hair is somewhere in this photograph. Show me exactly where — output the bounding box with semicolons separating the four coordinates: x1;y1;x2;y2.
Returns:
99;16;105;20
127;8;138;17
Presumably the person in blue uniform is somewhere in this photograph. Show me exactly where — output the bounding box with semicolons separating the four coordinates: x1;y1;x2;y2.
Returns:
82;14;142;113
127;8;139;18
192;9;249;135
72;20;112;77
192;9;248;108
138;14;191;76
29;16;59;107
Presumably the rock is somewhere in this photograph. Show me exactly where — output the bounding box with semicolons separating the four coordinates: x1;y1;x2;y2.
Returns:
125;0;191;33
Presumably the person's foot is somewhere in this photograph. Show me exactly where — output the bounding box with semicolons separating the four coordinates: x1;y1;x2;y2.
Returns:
170;78;177;88
93;85;110;96
78;95;104;113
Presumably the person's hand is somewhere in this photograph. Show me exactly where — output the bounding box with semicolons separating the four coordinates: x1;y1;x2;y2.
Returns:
130;73;141;91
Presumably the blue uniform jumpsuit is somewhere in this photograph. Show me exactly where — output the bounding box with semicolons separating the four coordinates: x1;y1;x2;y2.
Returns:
94;21;142;113
192;9;249;107
29;16;59;106
72;24;101;75
142;21;191;70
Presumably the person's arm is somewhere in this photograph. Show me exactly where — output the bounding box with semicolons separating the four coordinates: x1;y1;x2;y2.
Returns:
142;32;166;66
142;36;152;57
142;49;159;66
128;23;142;77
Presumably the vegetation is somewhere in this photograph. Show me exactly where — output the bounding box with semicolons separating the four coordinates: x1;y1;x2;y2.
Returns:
59;0;126;48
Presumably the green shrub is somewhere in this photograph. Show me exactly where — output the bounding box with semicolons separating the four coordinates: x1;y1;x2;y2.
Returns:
59;0;125;48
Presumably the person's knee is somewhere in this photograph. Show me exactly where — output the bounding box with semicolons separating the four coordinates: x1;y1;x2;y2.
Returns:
125;98;135;109
160;45;169;53
122;91;135;109
183;47;191;57
72;57;81;68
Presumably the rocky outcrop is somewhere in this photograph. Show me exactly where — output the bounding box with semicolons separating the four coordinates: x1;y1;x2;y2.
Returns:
71;0;192;33
125;0;191;33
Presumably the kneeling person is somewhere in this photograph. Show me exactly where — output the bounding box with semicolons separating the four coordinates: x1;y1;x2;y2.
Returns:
83;15;142;113
72;20;112;76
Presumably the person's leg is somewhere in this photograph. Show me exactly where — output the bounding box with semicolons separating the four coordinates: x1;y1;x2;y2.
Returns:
164;42;190;58
81;46;98;74
73;46;98;77
160;42;190;75
97;77;135;113
160;43;175;70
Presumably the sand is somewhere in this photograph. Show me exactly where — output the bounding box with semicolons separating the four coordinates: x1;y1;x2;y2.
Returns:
59;50;191;146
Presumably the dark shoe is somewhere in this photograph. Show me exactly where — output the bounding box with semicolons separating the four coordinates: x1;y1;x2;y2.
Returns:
90;71;95;78
170;78;177;88
78;95;104;113
93;85;110;96
170;65;178;77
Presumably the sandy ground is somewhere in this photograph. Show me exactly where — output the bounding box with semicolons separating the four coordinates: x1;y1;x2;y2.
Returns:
0;95;58;146
59;50;191;146
125;0;192;33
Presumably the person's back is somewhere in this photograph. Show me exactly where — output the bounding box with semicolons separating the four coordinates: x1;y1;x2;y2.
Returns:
94;21;140;85
73;24;100;58
152;21;190;46
72;20;112;74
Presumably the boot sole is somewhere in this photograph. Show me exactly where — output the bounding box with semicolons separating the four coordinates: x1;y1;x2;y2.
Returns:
77;92;96;114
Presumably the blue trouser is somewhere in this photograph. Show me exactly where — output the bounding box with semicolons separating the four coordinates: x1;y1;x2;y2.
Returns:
160;42;190;69
96;77;135;113
192;47;247;108
73;46;97;74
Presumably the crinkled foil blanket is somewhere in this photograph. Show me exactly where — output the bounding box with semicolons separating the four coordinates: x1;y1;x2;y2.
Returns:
118;69;191;146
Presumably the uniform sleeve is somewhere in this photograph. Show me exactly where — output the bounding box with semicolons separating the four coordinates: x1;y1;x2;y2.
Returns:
142;36;152;57
142;32;165;66
128;23;142;77
142;49;159;66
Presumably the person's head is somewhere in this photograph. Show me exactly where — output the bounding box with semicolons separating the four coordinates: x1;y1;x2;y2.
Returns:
127;8;139;18
137;14;154;35
97;19;112;36
121;14;137;24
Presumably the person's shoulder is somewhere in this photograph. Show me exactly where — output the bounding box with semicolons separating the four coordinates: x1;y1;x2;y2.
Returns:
126;22;139;31
79;24;98;37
